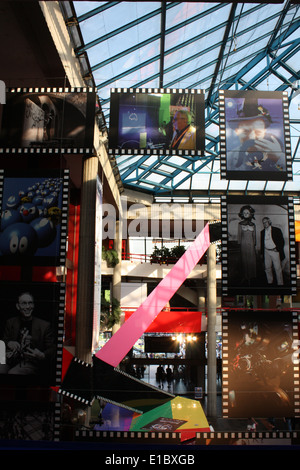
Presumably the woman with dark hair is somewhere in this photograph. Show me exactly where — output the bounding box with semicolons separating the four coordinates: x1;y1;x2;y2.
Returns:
238;205;257;284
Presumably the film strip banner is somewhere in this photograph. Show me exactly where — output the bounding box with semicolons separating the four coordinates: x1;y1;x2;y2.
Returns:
0;168;69;267
108;88;205;157
76;429;182;444
54;402;62;442
221;195;297;296
0;281;66;388
222;310;300;419
0;170;4;206
0;87;96;154
59;170;70;267
74;429;300;447
219;89;293;181
55;282;66;387
0;401;60;442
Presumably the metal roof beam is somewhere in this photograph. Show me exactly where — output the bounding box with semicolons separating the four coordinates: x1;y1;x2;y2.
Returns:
76;1;120;23
207;3;237;106
205;18;300;119
94;4;270;93
159;0;166;88
75;5;164;55
267;1;295;49
91;3;228;72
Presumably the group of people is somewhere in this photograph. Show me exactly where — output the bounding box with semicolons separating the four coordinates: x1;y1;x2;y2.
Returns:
155;364;185;389
237;205;286;287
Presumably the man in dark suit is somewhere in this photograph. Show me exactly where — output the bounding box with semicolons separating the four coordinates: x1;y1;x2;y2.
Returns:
3;292;55;377
260;217;285;285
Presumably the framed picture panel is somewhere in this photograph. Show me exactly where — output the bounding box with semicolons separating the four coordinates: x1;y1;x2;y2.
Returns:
108;88;205;156
219;89;292;181
0;87;96;154
222;310;299;419
221;195;297;296
0;401;60;442
0;169;69;266
0;281;65;388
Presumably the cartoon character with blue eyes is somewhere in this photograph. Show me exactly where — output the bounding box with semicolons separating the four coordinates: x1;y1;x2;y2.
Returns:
0;177;63;258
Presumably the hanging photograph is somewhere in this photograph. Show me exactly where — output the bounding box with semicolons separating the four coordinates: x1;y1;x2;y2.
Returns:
222;310;298;419
0;88;96;153
221;195;297;296
219;90;292;181
0;169;69;266
108;88;205;156
0;401;59;442
0;282;65;388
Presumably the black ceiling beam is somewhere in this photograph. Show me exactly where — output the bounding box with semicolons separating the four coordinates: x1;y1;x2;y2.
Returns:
159;1;167;88
206;3;237;107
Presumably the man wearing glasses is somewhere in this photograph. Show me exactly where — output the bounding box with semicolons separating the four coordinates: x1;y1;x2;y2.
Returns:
170;110;196;150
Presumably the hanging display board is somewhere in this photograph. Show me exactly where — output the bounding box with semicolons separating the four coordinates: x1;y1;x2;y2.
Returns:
108;88;205;156
221;195;297;296
0;281;65;388
0;87;96;154
0;169;69;266
222;309;299;419
219;89;292;181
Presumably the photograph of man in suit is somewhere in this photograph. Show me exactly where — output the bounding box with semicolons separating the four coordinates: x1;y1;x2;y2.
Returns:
260;217;285;285
170;110;196;150
2;291;55;379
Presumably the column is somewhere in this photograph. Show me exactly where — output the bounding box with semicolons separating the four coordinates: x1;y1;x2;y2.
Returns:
207;243;217;417
112;219;122;335
75;155;98;363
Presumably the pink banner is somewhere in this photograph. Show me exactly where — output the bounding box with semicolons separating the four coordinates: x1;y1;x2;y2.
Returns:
96;223;211;367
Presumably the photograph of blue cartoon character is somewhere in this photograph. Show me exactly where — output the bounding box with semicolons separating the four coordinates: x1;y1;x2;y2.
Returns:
0;174;66;264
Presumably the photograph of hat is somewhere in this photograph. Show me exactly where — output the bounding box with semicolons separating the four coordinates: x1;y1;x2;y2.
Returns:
228;97;273;128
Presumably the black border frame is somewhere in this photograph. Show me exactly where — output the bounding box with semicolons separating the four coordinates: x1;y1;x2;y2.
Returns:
221;195;297;296
0;281;65;387
0;168;69;266
0;87;96;155
108;87;205;157
219;89;292;181
222;309;299;419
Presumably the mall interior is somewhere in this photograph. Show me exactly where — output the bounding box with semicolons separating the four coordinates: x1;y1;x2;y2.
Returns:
0;0;300;450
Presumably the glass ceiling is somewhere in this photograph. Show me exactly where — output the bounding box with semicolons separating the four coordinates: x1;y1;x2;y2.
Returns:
63;1;300;200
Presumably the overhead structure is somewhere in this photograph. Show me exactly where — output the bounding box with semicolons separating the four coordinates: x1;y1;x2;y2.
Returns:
62;1;300;200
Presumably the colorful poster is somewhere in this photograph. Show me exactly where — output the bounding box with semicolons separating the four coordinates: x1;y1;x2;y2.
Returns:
0;169;69;266
221;195;297;296
219;90;292;181
109;88;205;156
222;310;298;419
0;88;96;153
0;282;65;387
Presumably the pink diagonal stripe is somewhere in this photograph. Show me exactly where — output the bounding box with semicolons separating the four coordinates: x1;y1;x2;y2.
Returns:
96;223;211;367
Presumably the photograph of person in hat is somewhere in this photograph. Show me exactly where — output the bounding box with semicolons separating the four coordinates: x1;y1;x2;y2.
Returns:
225;95;286;174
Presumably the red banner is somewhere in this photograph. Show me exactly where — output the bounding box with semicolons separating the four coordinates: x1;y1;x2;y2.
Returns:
125;310;202;333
